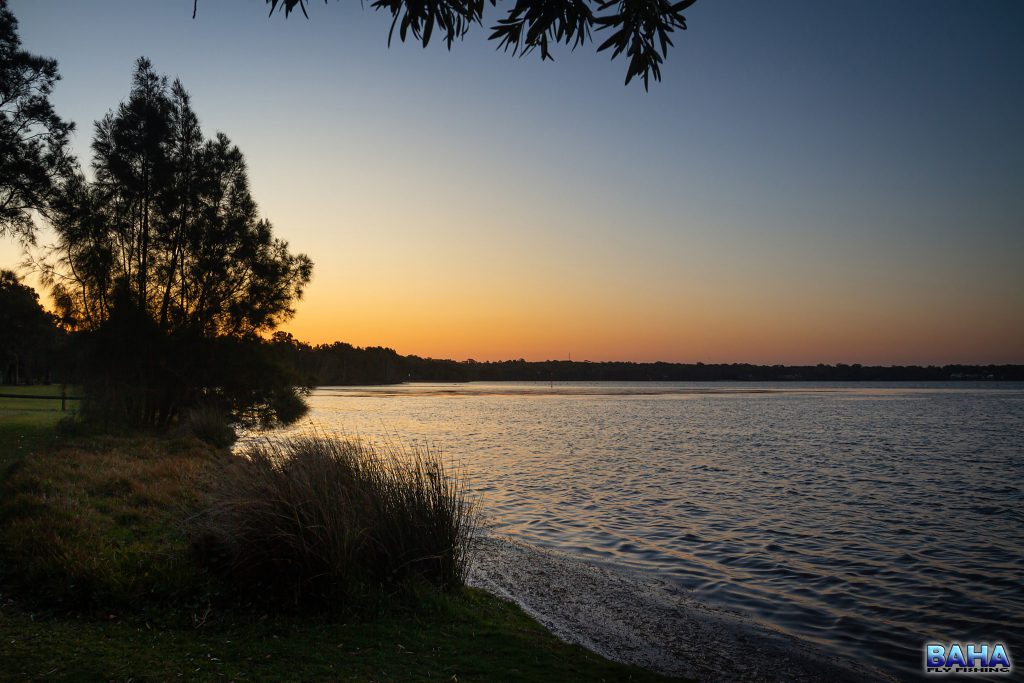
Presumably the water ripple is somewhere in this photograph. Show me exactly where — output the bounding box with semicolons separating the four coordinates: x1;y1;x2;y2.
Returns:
242;381;1024;681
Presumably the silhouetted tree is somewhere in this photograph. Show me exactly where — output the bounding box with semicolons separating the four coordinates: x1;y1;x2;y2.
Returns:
197;0;698;89
0;270;59;384
42;58;313;427
0;0;75;242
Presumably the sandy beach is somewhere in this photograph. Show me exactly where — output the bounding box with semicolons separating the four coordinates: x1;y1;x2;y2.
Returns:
469;535;896;682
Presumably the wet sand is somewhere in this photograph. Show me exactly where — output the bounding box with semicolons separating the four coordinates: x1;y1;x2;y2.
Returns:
468;535;896;682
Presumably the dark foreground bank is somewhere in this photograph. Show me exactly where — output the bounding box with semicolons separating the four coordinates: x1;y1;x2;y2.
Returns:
0;410;668;682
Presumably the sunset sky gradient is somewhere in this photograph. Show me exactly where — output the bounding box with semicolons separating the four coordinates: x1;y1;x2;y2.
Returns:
5;0;1023;364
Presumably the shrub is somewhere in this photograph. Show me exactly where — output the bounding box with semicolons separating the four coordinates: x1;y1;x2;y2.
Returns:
176;404;236;448
189;436;476;607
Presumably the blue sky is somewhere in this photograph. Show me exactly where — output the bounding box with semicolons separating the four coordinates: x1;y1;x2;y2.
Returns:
5;0;1023;363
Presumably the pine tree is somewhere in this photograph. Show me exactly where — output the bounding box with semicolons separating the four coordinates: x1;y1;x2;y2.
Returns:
43;59;313;427
0;0;74;242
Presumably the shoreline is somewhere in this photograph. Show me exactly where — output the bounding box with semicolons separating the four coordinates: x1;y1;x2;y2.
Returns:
469;534;896;682
0;421;667;681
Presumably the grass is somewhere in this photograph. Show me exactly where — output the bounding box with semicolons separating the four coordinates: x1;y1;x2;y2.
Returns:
0;434;217;609
0;384;83;415
0;392;72;480
192;437;476;606
0;587;662;681
0;414;673;681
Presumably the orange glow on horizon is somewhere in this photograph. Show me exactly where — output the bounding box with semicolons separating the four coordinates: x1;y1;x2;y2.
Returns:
3;0;1023;370
277;267;1024;365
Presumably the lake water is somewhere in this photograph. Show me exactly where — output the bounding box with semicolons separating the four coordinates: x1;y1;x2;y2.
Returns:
249;382;1024;680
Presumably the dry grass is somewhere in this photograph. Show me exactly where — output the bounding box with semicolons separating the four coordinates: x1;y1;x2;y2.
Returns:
0;436;217;607
189;436;477;607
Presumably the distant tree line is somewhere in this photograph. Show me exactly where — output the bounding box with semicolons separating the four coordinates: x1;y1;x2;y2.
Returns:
13;323;1024;389
270;334;408;385
264;335;1024;385
446;360;1024;382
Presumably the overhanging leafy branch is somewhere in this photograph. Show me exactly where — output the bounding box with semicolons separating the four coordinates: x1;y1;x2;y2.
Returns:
198;0;700;88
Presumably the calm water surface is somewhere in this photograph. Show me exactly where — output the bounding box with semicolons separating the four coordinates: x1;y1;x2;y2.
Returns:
250;382;1024;680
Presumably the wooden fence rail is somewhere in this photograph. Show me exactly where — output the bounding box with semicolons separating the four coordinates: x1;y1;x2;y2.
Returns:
0;388;85;412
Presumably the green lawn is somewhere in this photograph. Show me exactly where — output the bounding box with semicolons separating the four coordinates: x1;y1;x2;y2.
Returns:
0;588;664;681
0;395;70;480
0;384;82;417
0;414;673;682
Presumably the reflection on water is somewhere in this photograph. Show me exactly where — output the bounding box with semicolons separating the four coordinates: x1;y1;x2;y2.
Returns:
242;381;1024;680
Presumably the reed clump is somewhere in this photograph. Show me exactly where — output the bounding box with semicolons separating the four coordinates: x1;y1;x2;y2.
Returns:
175;404;237;448
189;436;476;607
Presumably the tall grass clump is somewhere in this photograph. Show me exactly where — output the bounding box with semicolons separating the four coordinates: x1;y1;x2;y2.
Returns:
189;436;476;607
175;404;236;448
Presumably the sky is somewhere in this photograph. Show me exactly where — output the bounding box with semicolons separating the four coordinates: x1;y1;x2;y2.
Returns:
4;0;1023;365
